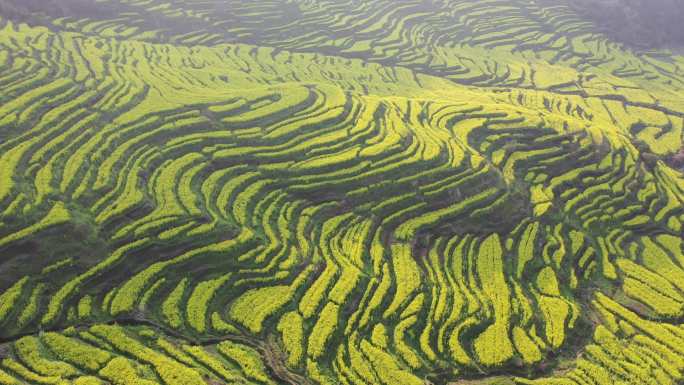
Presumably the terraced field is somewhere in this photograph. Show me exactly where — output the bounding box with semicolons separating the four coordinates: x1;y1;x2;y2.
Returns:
0;0;683;384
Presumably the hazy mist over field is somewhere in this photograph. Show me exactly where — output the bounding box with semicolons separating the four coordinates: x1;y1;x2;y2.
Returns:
2;0;684;49
572;0;684;48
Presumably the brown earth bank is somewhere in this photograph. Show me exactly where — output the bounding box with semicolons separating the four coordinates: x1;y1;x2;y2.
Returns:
670;147;684;171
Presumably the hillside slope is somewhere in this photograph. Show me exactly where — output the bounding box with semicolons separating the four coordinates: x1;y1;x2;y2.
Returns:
0;1;683;384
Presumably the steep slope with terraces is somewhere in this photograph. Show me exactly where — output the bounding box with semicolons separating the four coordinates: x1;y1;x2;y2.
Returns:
0;1;683;384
